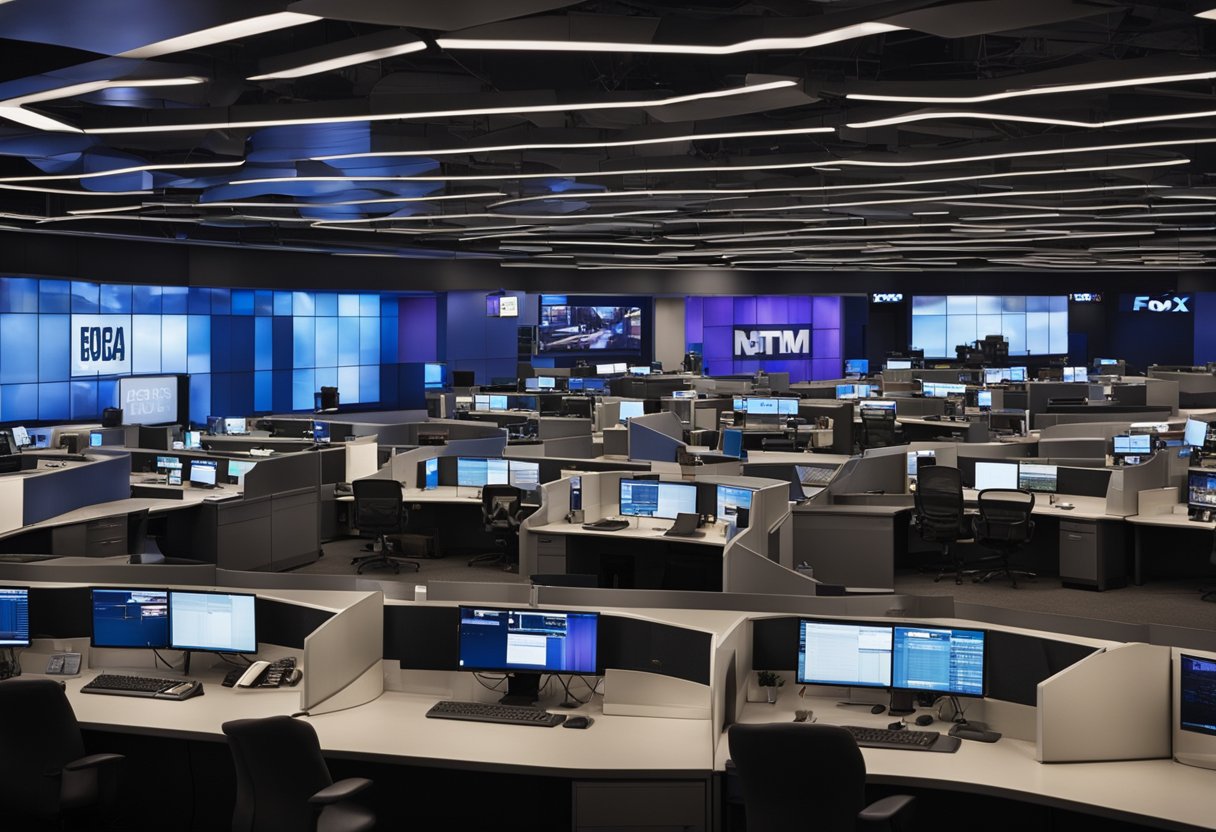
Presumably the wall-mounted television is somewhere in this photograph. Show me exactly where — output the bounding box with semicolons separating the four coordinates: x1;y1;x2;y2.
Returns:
538;295;644;354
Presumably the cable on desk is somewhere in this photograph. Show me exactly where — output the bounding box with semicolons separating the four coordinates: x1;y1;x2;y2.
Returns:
473;672;509;693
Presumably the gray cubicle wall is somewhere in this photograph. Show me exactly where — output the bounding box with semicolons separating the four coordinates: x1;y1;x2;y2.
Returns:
797;400;854;454
826;451;906;497
1036;437;1109;460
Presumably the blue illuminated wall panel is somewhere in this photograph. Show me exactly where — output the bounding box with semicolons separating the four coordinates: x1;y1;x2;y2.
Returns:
0;276;418;425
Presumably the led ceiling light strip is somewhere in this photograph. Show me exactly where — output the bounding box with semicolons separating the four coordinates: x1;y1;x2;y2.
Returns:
0;160;241;183
0;77;208;133
84;80;796;134
0;183;151;196
437;21;903;55
158;192;506;209
118;12;322;59
250;33;427;81
313;126;836;162
846;69;1216;104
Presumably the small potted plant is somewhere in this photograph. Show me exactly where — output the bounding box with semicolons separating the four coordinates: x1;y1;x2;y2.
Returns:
757;671;784;704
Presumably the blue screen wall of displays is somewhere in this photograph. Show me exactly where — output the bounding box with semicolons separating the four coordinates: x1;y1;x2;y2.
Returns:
458;607;598;674
0;277;409;425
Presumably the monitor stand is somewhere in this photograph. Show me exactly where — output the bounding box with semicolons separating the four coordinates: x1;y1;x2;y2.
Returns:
888;690;916;717
499;672;542;706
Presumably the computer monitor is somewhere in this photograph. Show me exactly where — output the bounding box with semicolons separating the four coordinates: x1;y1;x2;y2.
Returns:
973;460;1019;491
90;588;169;649
1007;366;1027;382
906;449;936;480
189;459;218;488
583;378;606;394
891;625;986;698
885;359;912;370
619;479;697;519
976;390;993;410
183;430;202;450
313;421;331;443
844;359;869;376
628;366;651;376
423;457;439;490
983;368;1006;384
509;460;541;494
168;591;257;654
1113;434;1152;457
489;394;509;410
227;459;257;486
456;457;510;488
722;428;744;459
89;431;103;447
1185;418;1210;449
595;363;615;374
457;606;600;705
525;377;540;391
156;455;182;477
0;587;29;647
1174;650;1216;771
424;362;444;389
618;400;645;423
1018;462;1058;493
224;417;247;434
474;394;491;411
860;400;897;414
562;397;594;419
835;384;856;400
1072;366;1088;383
566;378;585;392
795;619;892;688
716;485;754;526
10;426;29;449
569;475;582;511
1187;470;1216;513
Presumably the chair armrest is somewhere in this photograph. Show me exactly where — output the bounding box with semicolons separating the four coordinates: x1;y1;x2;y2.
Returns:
858;794;915;831
63;753;125;772
309;777;373;805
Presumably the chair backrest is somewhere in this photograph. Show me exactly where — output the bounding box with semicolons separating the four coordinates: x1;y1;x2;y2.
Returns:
975;488;1035;544
482;484;523;529
223;715;334;832
728;723;866;832
913;465;968;541
352;478;404;533
0;679;88;818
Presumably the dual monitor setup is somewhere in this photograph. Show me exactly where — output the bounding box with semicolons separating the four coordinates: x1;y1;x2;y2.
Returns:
151;455;255;488
795;619;986;718
616;478;754;528
419;456;540;496
972;461;1060;494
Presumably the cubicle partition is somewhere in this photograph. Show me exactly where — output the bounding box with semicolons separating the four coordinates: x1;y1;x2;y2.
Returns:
20;451;131;528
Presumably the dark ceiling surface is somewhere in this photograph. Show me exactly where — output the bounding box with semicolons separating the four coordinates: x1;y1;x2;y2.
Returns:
2;0;1216;272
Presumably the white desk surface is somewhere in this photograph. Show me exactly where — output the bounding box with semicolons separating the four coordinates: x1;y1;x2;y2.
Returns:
401;487;486;504
961;490;1110;521
530;520;727;548
1127;512;1215;530
722;695;1216;832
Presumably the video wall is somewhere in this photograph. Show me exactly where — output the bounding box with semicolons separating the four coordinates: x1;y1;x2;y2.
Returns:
0;277;401;425
537;295;648;357
684;295;842;381
911;295;1069;358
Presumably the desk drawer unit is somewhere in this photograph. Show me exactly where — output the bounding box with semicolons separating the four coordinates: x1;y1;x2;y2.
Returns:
1059;520;1126;591
573;780;706;832
536;534;568;574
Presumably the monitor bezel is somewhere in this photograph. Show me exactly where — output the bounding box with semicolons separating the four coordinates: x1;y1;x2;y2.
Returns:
618;478;698;520
795;617;894;689
889;624;988;699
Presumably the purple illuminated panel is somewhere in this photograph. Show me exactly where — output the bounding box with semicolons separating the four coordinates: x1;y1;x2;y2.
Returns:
685;294;842;382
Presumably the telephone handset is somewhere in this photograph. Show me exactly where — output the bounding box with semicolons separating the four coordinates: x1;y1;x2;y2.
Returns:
234;657;299;688
235;661;271;688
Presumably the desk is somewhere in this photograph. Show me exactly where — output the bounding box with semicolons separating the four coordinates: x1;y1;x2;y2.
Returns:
1127;513;1215;585
722;693;1216;832
790;504;912;589
528;520;727;590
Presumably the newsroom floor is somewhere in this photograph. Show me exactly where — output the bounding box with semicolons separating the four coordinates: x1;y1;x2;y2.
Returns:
296;537;1216;631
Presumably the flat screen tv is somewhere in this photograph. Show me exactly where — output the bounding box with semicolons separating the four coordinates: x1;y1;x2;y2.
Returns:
538;296;643;353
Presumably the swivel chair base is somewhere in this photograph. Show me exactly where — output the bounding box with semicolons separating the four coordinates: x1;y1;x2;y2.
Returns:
973;566;1037;589
468;549;518;572
352;536;420;575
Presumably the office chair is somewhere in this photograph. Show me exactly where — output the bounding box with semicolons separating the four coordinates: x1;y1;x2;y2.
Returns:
972;488;1037;588
470;484;524;571
727;723;914;832
222;716;374;832
0;678;125;829
350;479;419;575
859;409;898;450
760;436;795;452
913;465;976;585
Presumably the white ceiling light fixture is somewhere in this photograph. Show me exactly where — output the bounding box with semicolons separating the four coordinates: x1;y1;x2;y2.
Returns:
118;12;322;59
846;69;1216;104
83;80;796;134
0;76;207;133
848;107;1216;131
437;21;904;56
0;160;241;184
249;30;428;81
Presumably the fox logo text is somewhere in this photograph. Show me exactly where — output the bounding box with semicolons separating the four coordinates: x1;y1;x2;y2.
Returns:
71;315;132;376
733;327;812;359
1131;295;1190;313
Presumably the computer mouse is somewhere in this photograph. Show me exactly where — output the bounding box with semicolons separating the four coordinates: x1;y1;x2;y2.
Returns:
915;714;935;727
870;704;886;715
1058;503;1075;510
563;716;592;729
887;721;905;731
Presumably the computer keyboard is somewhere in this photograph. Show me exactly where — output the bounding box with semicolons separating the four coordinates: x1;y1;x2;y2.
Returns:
799;466;837;486
425;700;566;727
81;674;203;700
582;519;630;532
841;725;941;750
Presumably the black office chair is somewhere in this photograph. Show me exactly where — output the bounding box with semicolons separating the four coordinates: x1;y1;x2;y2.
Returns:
760;436;796;452
727;723;914;832
222;715;374;832
0;678;125;829
913;465;976;585
859;409;899;451
350;479;419;575
470;484;524;571
972;488;1037;588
